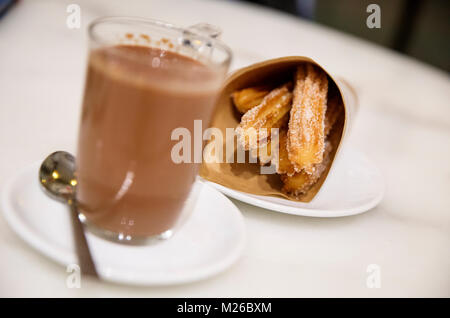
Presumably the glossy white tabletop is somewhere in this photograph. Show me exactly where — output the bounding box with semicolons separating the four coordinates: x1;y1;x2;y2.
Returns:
0;0;449;297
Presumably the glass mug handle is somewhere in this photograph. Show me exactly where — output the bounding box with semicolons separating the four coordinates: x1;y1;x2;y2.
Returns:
181;23;222;56
186;23;221;39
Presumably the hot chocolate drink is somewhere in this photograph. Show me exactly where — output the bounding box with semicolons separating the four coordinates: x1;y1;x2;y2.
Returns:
76;45;222;237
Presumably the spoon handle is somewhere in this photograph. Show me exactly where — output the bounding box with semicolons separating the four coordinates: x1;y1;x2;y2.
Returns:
69;200;98;277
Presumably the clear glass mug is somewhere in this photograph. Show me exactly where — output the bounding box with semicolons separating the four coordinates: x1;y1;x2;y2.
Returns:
75;17;232;243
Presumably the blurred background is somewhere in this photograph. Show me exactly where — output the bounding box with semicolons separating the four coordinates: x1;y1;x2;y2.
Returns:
0;0;448;71
237;0;449;72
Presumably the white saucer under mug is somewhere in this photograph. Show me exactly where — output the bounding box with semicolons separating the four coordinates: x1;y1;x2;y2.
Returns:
1;163;246;286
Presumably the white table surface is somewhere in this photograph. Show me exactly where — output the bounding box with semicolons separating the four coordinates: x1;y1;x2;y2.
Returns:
0;0;449;297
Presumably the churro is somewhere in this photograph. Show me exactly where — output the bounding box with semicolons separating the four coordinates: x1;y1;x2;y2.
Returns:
281;141;332;197
274;129;296;175
231;86;271;114
287;64;328;174
251;137;273;165
251;128;295;176
324;94;342;137
236;83;292;150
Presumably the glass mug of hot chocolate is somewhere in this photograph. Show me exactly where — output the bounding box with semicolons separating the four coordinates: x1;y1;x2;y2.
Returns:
75;17;232;242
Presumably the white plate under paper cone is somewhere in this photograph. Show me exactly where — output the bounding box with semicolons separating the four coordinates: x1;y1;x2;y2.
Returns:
203;147;384;217
1;162;246;286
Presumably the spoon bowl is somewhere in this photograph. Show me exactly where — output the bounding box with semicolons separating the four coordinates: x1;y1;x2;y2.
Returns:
39;151;76;202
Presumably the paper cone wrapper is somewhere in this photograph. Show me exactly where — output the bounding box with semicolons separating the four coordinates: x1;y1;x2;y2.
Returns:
199;56;358;202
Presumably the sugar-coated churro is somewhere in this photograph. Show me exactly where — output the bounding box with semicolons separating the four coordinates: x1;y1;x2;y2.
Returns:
274;129;296;175
236;83;292;150
324;94;342;137
251;128;295;176
231;86;271;114
251;137;273;165
287;64;328;174
281;141;332;197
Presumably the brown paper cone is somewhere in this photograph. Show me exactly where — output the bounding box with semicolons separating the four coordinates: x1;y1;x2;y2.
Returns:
199;56;356;202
